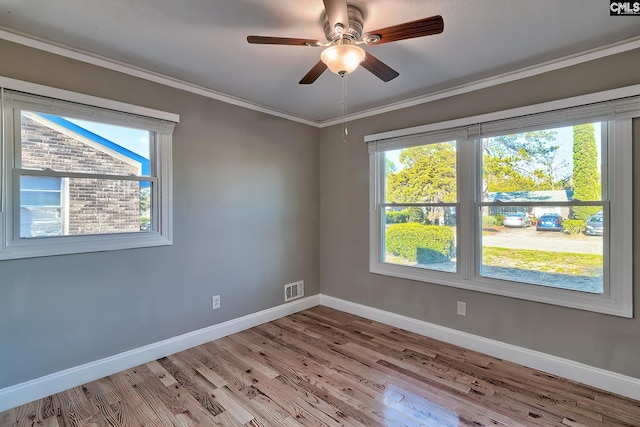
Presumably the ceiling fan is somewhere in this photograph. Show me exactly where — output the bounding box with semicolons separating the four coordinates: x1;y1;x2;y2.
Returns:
247;0;444;84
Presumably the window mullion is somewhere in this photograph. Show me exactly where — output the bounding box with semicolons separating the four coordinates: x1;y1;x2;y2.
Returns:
13;168;156;183
455;139;475;280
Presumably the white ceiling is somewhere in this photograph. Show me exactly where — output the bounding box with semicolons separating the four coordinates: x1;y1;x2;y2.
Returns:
0;0;638;124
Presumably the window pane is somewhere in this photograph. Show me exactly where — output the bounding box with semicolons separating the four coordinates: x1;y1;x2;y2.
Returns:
482;123;602;202
21;175;61;191
384;206;456;273
19;177;152;238
384;141;457;203
21;111;150;176
480;205;604;293
20;207;63;237
20;176;63;237
20;190;61;206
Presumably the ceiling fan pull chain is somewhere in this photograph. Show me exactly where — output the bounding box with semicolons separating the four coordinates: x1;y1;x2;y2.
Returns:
342;73;349;141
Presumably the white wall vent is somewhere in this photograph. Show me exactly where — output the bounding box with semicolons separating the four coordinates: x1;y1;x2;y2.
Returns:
284;280;304;302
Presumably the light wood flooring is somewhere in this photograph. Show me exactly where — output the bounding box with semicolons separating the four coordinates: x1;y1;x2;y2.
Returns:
1;306;639;426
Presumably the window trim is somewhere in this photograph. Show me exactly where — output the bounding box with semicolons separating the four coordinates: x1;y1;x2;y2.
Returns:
368;86;638;318
0;80;178;260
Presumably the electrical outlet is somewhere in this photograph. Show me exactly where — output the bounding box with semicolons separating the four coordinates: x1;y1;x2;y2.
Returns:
212;295;221;310
457;301;467;316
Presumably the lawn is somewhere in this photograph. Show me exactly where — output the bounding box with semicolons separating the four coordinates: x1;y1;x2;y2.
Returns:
482;246;603;276
386;246;602;277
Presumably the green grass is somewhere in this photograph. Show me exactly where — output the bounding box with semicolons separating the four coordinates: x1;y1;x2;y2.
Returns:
482;246;602;276
386;246;603;277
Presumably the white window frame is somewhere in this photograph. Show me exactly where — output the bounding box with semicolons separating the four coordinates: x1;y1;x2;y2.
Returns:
0;77;179;260
368;85;639;318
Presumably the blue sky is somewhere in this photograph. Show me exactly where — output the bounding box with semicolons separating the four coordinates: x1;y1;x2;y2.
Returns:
67;118;150;159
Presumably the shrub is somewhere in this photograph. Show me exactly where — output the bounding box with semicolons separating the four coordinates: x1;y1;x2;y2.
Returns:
386;223;455;263
482;215;496;228
406;207;424;223
562;219;585;234
491;214;505;226
386;210;408;224
571;206;601;222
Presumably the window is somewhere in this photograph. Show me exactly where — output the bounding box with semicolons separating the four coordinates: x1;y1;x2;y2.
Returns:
20;176;66;237
0;82;178;259
383;141;458;273
368;87;638;317
479;122;606;294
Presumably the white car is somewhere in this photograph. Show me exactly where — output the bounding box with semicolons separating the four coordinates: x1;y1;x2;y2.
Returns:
503;212;532;228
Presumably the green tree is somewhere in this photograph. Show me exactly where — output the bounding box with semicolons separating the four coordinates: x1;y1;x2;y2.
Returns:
483;130;565;193
385;143;456;224
571;123;601;220
139;187;151;231
386;143;456;204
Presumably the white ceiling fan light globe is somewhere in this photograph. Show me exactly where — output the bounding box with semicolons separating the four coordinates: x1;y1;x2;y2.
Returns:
321;44;366;75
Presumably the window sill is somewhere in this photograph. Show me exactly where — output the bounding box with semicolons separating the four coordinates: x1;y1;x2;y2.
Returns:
0;232;172;260
370;262;632;318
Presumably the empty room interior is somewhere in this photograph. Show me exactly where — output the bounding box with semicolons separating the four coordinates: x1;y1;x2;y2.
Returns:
1;1;640;425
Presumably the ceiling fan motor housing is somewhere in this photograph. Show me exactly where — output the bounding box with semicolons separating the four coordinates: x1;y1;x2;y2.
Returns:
324;5;364;43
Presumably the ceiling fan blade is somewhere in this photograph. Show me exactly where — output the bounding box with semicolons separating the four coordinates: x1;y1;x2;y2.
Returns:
363;15;444;45
299;61;328;84
247;36;320;46
323;0;350;32
360;52;399;82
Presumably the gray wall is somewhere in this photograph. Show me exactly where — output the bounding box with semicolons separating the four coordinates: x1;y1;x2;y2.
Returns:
319;48;640;378
0;40;320;389
1;36;639;391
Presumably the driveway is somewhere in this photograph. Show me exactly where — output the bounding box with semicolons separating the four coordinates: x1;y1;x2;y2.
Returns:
482;226;603;255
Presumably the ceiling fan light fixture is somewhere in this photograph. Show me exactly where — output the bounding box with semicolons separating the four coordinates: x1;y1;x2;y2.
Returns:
320;43;366;75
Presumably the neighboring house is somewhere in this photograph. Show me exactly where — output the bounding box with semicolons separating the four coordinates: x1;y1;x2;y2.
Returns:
487;190;573;218
20;113;148;237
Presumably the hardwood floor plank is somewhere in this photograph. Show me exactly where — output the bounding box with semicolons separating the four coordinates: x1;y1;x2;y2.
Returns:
2;306;639;427
216;336;281;379
156;356;226;421
0;409;14;427
145;361;178;388
15;401;39;427
109;371;170;427
82;378;131;426
59;385;106;426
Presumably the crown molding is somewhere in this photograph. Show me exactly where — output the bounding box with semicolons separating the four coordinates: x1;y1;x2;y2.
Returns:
0;27;319;127
319;36;640;127
1;26;638;129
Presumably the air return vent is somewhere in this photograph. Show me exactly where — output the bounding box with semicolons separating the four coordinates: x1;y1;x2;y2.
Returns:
284;280;304;302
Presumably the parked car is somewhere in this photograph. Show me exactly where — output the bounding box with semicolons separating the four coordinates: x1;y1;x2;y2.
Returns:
503;212;532;228
584;211;604;236
536;213;563;231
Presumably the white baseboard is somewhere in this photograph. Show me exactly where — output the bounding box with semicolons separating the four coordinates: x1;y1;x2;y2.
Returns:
0;295;320;412
319;295;640;402
2;293;639;412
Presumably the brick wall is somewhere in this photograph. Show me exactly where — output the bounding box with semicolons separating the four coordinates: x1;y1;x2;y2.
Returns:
21;115;142;235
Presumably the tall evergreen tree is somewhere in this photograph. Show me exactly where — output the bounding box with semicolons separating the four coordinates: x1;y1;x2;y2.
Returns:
571;123;601;220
